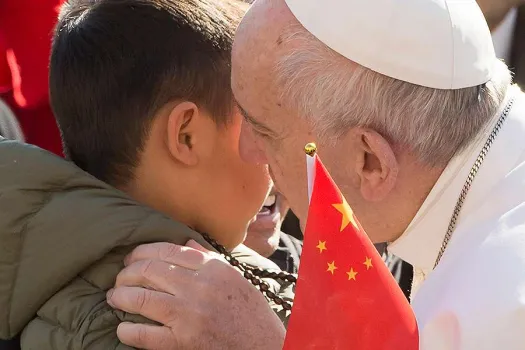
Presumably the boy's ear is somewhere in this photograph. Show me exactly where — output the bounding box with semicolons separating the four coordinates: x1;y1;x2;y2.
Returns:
165;101;200;166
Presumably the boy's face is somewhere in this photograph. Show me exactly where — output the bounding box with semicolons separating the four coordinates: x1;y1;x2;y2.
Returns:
134;104;272;250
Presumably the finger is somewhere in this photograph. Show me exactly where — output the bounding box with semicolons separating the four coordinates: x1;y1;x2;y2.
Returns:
125;242;209;270
117;322;176;350
185;239;210;253
186;240;225;263
107;286;180;325
115;259;195;292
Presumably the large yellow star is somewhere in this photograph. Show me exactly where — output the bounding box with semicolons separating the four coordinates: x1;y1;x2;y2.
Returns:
332;198;359;232
327;261;337;275
316;240;327;253
363;257;373;270
346;268;358;281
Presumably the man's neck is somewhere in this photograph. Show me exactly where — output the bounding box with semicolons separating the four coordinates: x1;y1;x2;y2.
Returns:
379;154;445;243
389;86;521;270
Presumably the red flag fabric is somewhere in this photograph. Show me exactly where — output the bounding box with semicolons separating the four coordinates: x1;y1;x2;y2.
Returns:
284;154;418;350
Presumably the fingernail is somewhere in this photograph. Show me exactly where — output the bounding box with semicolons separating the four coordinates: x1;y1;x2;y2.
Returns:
106;288;115;307
117;322;134;337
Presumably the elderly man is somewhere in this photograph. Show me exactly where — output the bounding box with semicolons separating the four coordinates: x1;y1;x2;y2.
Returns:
390;0;525;302
107;0;525;349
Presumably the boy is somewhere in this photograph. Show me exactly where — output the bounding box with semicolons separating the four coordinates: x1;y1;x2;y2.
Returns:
0;0;292;348
51;0;269;248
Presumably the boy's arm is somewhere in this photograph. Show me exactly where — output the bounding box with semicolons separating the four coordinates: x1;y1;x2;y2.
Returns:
21;283;138;349
20;252;150;350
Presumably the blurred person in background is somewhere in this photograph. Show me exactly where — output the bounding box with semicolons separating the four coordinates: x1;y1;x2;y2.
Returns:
0;97;24;141
478;0;525;86
0;0;64;155
245;186;302;273
478;0;524;31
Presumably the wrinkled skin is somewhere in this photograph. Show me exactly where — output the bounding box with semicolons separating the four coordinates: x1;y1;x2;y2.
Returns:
107;241;286;349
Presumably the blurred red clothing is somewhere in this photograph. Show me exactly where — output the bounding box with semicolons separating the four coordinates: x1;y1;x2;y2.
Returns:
0;35;10;92
0;0;64;156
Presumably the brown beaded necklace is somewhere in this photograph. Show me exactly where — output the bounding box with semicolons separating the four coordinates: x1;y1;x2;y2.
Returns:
201;232;297;311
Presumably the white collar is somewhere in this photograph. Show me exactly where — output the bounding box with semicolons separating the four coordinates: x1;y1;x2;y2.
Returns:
388;85;522;270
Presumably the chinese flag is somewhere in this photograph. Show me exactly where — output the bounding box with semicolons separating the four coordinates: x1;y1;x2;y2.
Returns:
284;153;418;349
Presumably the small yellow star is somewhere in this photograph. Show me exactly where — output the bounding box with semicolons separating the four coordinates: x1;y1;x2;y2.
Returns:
327;261;337;275
346;268;358;281
363;257;373;270
332;198;359;232
316;240;327;253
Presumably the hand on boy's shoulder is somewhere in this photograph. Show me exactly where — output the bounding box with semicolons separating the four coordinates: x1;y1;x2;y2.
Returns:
107;241;287;350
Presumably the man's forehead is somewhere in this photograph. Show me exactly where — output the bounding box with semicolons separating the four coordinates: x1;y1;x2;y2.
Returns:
231;36;275;110
231;0;296;135
232;66;286;139
233;0;291;54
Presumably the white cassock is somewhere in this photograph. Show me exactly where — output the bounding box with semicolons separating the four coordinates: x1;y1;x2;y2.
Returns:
389;85;525;349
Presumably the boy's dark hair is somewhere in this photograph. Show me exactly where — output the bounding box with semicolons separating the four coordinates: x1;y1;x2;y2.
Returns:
50;0;247;185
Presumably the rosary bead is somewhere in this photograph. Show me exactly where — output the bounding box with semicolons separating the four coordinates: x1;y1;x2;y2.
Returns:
201;232;297;313
266;291;276;299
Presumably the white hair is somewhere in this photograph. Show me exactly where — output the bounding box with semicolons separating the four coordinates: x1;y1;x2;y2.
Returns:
275;24;512;166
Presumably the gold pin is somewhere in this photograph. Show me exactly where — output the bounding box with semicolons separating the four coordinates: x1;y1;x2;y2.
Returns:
304;142;317;157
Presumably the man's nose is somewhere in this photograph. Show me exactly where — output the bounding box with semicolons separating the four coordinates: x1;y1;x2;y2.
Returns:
239;122;268;164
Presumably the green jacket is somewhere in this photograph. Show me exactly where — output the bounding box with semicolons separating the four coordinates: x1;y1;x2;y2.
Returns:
0;139;292;349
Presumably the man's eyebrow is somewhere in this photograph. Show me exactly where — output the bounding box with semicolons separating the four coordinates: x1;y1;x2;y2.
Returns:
235;100;276;136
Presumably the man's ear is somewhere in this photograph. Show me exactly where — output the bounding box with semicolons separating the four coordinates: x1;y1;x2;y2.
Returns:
354;128;398;202
165;101;200;166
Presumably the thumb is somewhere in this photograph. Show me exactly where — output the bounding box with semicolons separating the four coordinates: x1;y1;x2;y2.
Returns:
186;239;211;253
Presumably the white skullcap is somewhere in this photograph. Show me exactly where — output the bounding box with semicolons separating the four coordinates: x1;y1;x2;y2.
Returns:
284;0;497;89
